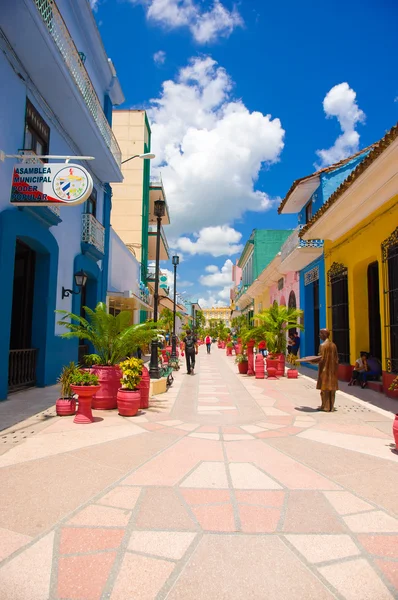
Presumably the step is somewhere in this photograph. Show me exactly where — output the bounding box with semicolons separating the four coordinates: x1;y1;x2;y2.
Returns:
367;380;383;393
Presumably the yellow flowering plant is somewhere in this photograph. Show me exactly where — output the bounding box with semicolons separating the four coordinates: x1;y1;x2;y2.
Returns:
119;357;143;390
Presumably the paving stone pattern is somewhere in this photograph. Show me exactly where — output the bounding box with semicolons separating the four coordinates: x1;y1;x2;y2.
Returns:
0;347;397;599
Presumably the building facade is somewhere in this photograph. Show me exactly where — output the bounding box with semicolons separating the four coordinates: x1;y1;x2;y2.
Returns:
300;125;398;389
202;307;231;329
234;230;292;321
278;149;373;362
0;0;124;399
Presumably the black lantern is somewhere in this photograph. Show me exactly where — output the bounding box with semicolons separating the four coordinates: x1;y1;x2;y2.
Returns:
154;198;166;218
62;270;88;299
172;255;180;267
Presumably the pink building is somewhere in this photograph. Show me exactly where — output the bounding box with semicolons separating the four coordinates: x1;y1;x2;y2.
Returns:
269;270;300;311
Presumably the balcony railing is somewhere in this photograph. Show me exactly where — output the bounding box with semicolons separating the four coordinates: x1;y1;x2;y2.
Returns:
281;227;323;263
150;174;163;186
82;213;105;254
34;0;122;168
8;348;37;391
235;284;249;301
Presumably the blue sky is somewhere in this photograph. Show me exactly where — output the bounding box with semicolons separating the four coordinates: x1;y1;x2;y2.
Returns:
92;0;398;308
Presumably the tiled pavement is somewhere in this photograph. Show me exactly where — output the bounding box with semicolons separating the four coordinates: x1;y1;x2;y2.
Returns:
0;348;398;599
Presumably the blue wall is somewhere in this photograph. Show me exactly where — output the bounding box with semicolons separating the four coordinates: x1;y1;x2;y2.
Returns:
299;255;326;365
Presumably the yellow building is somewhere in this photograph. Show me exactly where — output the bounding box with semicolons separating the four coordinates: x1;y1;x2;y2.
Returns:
300;124;398;391
203;307;231;328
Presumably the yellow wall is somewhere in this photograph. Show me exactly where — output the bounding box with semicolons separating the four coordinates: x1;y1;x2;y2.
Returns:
111;110;146;261
324;194;398;370
253;288;271;322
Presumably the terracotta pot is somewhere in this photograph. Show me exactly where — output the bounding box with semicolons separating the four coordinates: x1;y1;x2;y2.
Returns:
91;366;122;410
255;354;265;379
71;385;100;424
138;366;150;409
117;388;141;417
238;361;248;375
393;415;398;450
287;369;298;379
56;398;76;416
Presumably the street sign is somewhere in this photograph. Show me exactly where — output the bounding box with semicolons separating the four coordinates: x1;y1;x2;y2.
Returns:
10;163;93;206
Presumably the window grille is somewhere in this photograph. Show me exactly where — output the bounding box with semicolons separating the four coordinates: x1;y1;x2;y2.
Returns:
328;262;350;364
382;227;398;373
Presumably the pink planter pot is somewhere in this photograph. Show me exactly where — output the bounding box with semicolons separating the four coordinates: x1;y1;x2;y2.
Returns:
247;340;255;376
266;357;278;372
287;369;298;379
91;366;122;410
393;415;398;450
71;385;100;424
267;367;278;380
117;388;141;417
138;366;150;409
275;354;285;377
56;398;76;416
226;347;233;356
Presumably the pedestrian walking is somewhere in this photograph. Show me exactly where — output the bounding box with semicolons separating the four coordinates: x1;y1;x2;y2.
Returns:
184;329;198;375
205;334;211;354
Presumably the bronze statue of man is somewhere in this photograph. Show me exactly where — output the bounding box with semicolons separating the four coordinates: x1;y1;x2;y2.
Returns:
313;328;339;411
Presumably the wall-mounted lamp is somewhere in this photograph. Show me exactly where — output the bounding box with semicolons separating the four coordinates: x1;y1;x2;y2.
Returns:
62;270;88;299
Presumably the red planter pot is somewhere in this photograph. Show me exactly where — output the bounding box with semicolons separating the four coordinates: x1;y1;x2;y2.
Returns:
247;340;255;376
91;366;122;410
226;347;233;356
267;367;278;379
393;415;398;450
266;357;278;373
138;366;150;409
238;361;248;375
255;354;265;379
56;398;76;416
117;388;141;417
71;385;100;424
287;369;298;379
275;353;285;377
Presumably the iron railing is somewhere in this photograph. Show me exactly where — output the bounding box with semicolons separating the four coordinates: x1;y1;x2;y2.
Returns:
33;0;122;168
8;348;37;391
82;213;105;254
281;226;323;263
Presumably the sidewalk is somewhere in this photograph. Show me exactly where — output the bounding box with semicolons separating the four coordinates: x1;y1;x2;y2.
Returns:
0;347;397;599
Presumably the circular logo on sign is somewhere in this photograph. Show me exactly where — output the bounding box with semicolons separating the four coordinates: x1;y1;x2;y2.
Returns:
53;166;91;203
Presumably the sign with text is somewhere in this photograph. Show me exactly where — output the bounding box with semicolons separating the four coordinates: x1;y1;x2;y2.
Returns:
10;163;93;206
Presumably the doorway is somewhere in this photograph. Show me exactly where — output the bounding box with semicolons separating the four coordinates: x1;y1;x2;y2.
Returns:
313;279;320;354
9;240;37;390
367;261;382;360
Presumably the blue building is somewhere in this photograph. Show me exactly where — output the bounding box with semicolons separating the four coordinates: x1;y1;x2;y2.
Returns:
278;149;372;362
0;0;124;399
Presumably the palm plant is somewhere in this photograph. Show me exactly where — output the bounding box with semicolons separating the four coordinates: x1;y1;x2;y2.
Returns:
158;307;184;333
217;321;229;341
56;302;160;366
242;302;304;355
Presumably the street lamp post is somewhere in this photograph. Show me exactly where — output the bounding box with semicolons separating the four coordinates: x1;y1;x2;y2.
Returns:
149;199;166;379
171;254;179;359
121;152;155;165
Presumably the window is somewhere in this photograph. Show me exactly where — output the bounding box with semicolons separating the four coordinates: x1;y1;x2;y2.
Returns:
382;227;398;373
85;188;97;218
328;262;350;364
305;201;313;224
24;99;50;159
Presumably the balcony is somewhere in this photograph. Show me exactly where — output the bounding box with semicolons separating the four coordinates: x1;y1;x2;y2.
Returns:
280;227;323;273
149;174;170;225
1;0;123;182
81;213;105;260
148;224;170;260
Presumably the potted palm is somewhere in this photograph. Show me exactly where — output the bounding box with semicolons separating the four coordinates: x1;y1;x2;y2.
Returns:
56;362;79;416
246;302;303;377
235;354;249;375
226;341;234;356
70;370;100;424
57;302;160;410
117;357;144;416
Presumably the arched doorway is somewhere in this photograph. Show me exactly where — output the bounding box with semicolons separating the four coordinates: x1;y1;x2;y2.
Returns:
288;290;297;336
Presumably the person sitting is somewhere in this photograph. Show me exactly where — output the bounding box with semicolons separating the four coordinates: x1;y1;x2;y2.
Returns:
359;355;382;389
348;352;368;386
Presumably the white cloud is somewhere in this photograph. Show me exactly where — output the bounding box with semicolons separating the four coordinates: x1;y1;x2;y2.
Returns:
153;50;166;66
148;56;285;237
200;258;233;287
315;82;365;167
129;0;242;44
90;0;99;9
205;265;219;273
176;226;243;257
198;294;228;308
